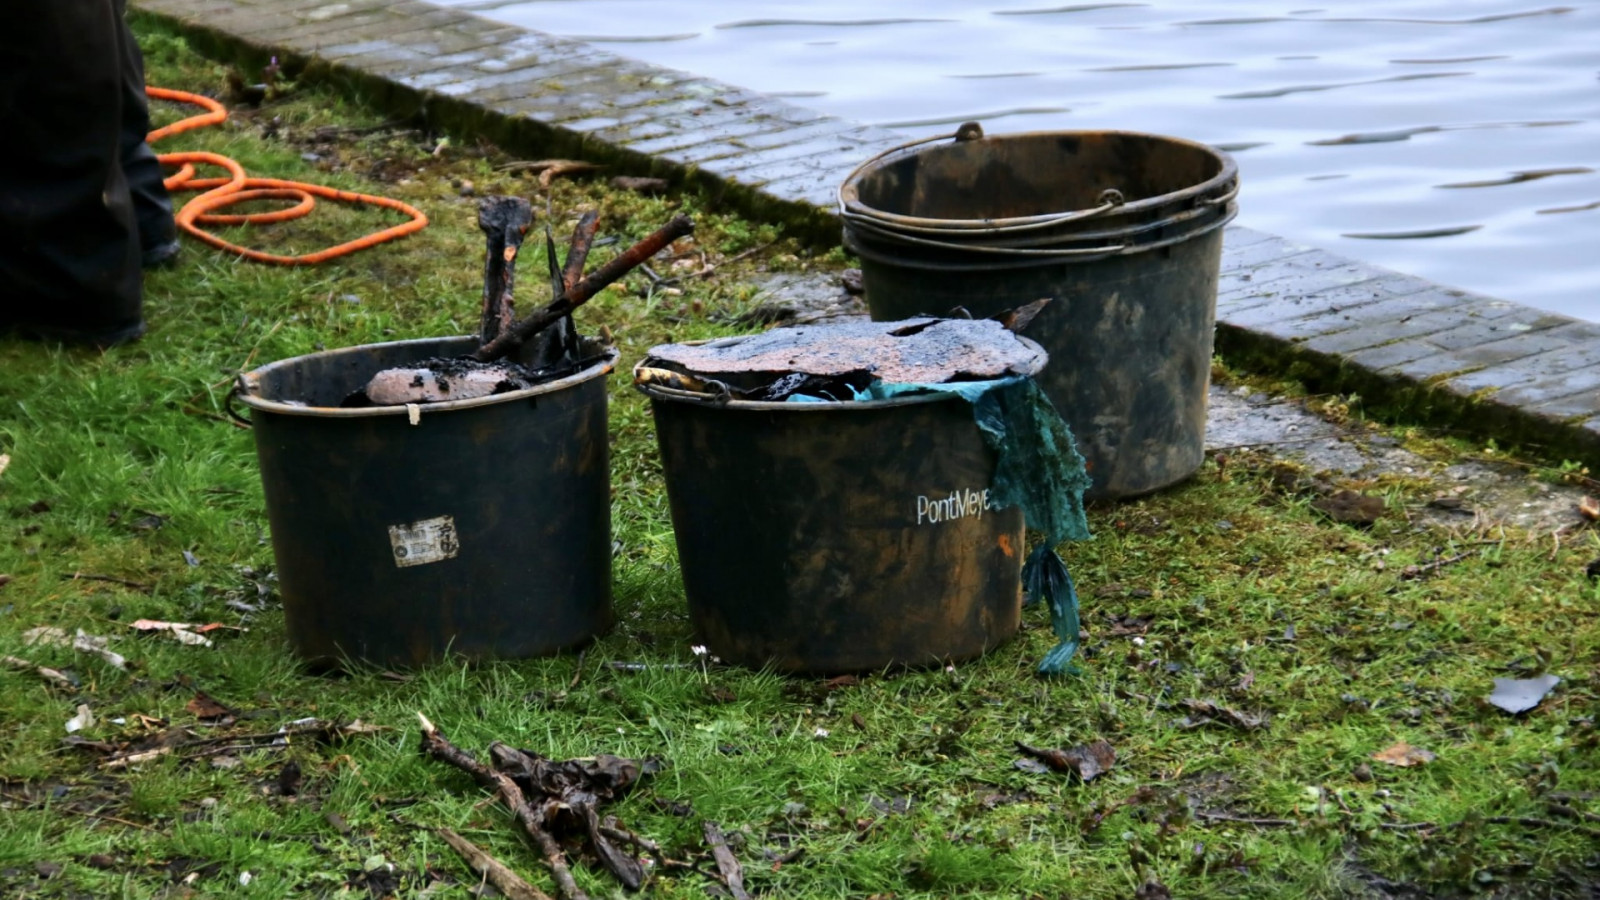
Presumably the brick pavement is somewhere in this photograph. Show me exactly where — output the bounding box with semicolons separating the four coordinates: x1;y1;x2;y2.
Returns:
131;0;1600;461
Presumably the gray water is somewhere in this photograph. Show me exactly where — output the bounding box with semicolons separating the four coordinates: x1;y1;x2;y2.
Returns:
439;0;1600;319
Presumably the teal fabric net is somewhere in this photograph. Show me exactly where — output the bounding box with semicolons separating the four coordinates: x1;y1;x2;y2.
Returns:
804;375;1094;674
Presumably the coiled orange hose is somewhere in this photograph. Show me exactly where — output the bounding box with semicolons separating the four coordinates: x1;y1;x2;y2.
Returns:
146;87;428;266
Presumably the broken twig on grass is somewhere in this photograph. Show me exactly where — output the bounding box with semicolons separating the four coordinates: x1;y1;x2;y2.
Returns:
683;239;777;279
417;714;588;900
1194;810;1297;827
1400;549;1477;580
59;572;150;592
437;827;554;900
702;821;750;900
477;215;694;362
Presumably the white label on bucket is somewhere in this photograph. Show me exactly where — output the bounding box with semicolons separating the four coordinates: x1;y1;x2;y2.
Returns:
916;488;992;525
388;515;459;568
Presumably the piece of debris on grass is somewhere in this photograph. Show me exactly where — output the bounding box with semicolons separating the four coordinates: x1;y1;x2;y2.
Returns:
703;820;751;900
1372;741;1436;767
1178;699;1268;730
23;626;127;670
1311;490;1386;526
93;717;385;770
277;759;303;796
65;704;95;734
1135;880;1174;900
610;175;667;196
439;827;554;900
3;654;75;688
129;619;244;647
186;691;233;721
496;158;605;188
1488;674;1561;714
417;712;662;898
1579;496;1600;521
1014;739;1116;781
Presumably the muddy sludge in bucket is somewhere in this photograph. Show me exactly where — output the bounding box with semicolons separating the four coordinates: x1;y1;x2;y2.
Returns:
635;317;1092;675
235;335;617;668
840;124;1239;500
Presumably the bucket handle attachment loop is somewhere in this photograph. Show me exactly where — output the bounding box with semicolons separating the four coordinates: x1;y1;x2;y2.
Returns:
224;385;254;428
839;124;1127;233
1198;182;1240;208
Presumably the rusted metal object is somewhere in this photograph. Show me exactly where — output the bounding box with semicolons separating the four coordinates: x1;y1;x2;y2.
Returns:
235;336;617;667
478;214;694;362
641;317;1045;389
841;127;1237;499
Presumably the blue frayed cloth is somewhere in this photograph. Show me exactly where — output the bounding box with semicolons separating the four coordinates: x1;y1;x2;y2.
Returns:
794;376;1093;674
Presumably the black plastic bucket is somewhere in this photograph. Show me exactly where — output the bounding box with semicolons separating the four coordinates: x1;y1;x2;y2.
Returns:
637;364;1033;675
235;336;617;668
840;126;1238;499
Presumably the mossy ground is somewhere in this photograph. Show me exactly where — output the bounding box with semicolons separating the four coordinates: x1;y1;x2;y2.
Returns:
1;20;1598;900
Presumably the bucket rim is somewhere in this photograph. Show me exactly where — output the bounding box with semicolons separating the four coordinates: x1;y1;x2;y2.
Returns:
235;336;619;418
631;333;1045;411
843;200;1236;272
839;127;1238;231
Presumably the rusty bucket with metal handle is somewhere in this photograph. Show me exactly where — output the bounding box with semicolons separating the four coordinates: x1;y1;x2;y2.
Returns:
841;124;1238;499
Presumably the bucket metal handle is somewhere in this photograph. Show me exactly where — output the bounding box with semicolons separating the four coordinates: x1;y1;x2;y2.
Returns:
844;213;1128;260
634;367;734;405
1199;182;1240;208
838;123;1127;233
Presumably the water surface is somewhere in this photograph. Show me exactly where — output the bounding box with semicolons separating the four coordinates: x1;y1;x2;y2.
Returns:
439;0;1600;319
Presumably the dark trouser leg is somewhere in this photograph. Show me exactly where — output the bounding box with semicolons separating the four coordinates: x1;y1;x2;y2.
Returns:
0;0;144;344
115;0;178;265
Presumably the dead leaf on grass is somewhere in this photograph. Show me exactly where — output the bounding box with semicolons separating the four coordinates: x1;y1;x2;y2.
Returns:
1312;490;1386;526
186;691;233;721
1178;699;1268;730
3;654;76;688
129;619;243;647
1372;741;1436;767
23;626;128;670
1014;739;1116;781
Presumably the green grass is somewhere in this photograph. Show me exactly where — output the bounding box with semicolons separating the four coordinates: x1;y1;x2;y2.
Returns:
1;20;1598;900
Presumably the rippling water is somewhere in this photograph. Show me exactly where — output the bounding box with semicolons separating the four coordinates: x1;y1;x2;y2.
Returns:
437;0;1600;319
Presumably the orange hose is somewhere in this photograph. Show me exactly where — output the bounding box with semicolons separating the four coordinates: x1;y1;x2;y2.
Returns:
145;86;428;266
